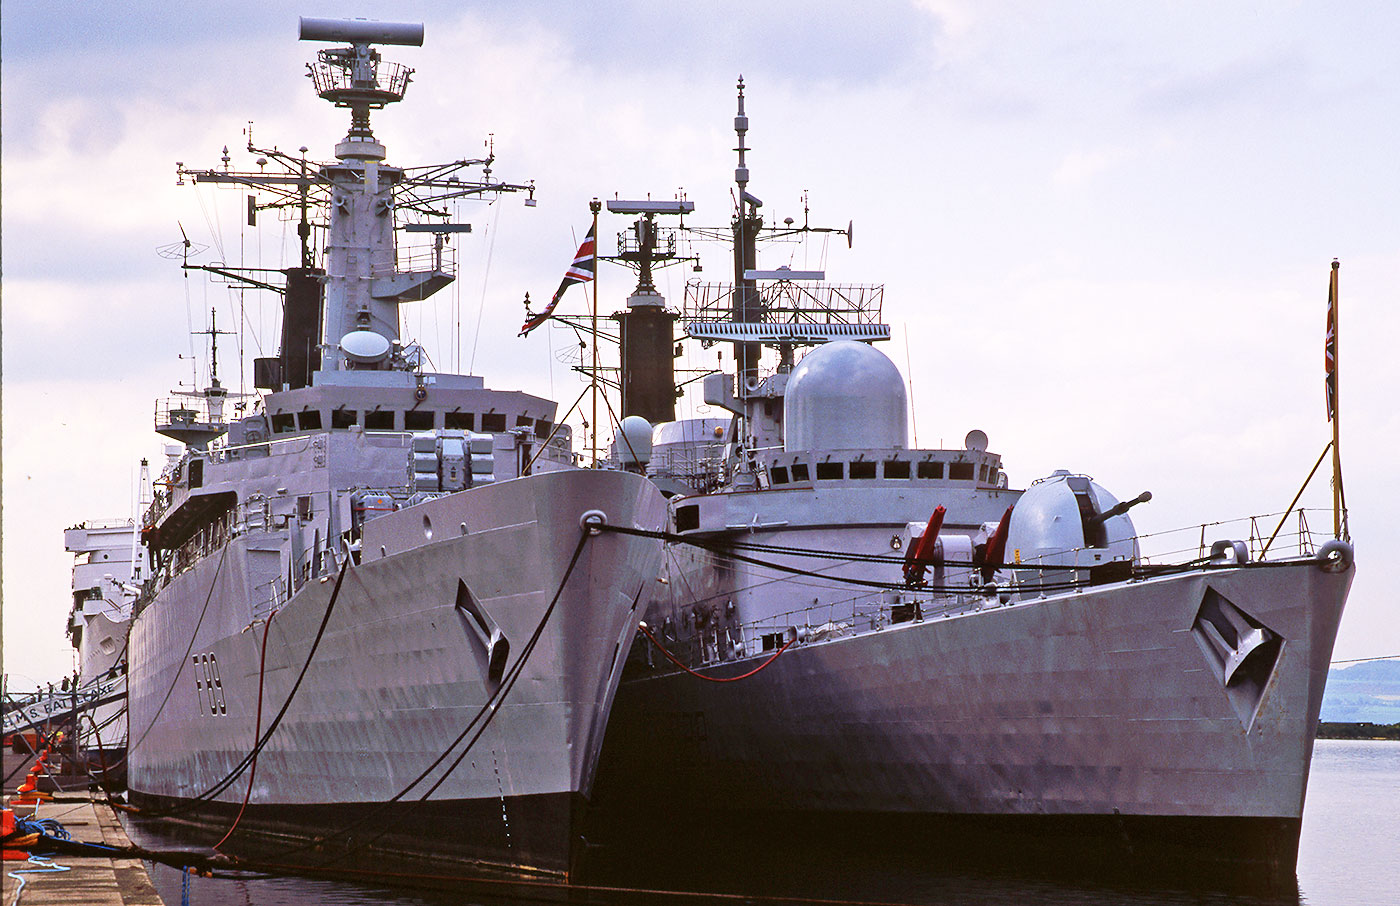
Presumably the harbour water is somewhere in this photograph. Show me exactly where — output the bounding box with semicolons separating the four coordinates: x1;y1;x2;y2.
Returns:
121;738;1397;906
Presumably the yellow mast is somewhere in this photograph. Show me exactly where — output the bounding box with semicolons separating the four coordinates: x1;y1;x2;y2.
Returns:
1329;260;1343;538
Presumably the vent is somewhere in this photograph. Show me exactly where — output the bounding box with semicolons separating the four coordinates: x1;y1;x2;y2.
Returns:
1191;587;1284;728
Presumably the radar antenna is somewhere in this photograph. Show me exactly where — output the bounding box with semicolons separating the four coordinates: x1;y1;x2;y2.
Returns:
299;16;423;162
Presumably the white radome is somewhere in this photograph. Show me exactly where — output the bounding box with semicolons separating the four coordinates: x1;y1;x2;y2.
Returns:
784;340;908;452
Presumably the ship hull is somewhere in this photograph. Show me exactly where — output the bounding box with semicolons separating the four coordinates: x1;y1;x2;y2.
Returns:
128;468;665;878
76;610;129;770
593;558;1352;882
129;789;585;875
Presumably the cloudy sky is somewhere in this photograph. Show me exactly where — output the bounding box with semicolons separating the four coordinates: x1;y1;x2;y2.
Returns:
4;1;1397;687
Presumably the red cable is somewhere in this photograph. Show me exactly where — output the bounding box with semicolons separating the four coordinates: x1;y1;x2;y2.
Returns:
638;621;793;683
214;611;275;851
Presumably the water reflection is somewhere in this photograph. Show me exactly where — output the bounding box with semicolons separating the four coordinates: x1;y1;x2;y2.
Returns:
120;739;1400;906
125;808;1304;906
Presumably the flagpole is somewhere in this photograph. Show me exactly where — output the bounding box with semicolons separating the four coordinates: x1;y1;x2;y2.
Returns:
1329;259;1342;539
589;198;602;468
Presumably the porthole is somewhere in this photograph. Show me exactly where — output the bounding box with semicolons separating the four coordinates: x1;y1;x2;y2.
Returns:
423;515;434;540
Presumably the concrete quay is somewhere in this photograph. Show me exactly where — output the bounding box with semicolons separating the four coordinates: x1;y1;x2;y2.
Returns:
4;785;163;905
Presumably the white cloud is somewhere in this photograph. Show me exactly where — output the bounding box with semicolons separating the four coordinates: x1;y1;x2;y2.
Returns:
1052;145;1127;187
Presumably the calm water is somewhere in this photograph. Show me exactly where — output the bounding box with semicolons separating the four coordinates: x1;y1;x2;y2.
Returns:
124;739;1398;906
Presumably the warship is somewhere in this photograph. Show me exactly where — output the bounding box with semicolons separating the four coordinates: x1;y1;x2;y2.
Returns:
583;83;1355;882
124;18;665;878
2;511;142;771
63;502;146;778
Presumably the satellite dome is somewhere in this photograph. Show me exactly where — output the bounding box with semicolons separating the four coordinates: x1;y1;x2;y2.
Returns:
341;329;391;364
784;341;908;452
616;416;653;467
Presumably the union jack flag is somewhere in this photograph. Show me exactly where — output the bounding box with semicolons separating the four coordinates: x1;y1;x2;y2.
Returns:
1325;263;1337;421
520;225;596;336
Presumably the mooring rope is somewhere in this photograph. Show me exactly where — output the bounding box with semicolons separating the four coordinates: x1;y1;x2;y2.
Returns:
637;620;794;683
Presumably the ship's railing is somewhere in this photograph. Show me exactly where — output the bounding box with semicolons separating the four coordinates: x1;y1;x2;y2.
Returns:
254;576;284;621
205;432;316;464
645;508;1339;673
1133;508;1327;564
253;524;345;620
393;243;456;278
650;446;728;492
662;584;995;669
67;518;138;532
208;430;416;464
307;54;412;106
143;487;173;533
153;398;226;432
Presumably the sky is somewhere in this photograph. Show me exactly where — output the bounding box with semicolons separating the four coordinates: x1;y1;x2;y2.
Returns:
3;1;1398;687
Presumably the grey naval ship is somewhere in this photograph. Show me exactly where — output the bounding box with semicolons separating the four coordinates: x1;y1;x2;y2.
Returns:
125;18;664;878
585;82;1356;883
3;512;143;771
64;498;147;779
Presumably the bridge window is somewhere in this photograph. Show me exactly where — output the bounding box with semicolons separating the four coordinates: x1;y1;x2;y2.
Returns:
771;466;790;485
481;413;507;432
949;462;975;481
299;409;322;430
331;408;357;429
849;461;876;480
364;410;394;430
790;462;810;482
884;460;910;479
405;410;434;431
445;411;474;430
917;461;943;479
816;462;843;481
271;413;296;434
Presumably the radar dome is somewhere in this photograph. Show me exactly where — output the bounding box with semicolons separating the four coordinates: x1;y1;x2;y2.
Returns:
784;341;908;452
341;329;391;364
616;416;653;467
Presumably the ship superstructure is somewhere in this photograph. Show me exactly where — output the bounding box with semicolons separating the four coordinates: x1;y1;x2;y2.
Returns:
584;82;1355;883
62;473;148;773
125;18;665;878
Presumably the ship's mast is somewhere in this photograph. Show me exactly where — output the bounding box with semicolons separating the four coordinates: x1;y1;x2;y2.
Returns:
155;307;243;449
673;80;878;476
301;17;423;373
606;199;695;425
172;17;535;394
731;77;764;396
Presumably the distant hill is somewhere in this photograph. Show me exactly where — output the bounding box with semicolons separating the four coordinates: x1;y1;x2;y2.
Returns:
1320;660;1400;724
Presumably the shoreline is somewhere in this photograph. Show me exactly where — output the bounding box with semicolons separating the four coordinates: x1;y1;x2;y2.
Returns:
1316;722;1400;740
